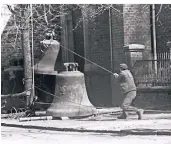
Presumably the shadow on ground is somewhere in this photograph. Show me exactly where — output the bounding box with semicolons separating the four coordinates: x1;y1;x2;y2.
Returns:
2;123;171;136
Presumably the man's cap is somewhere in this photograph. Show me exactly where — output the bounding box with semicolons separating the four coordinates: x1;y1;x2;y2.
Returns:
120;63;128;70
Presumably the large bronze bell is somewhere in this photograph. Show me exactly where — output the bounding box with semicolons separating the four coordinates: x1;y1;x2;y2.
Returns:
46;63;97;118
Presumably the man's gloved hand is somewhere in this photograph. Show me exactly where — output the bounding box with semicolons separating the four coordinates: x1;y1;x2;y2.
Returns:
113;73;119;77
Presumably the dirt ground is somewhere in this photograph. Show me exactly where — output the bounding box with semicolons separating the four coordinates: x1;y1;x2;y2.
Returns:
1;126;171;144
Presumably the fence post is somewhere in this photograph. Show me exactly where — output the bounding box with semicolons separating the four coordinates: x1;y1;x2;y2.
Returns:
167;41;171;59
167;41;171;86
124;44;145;69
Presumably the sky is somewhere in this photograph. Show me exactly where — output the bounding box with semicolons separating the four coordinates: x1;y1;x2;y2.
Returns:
1;4;14;34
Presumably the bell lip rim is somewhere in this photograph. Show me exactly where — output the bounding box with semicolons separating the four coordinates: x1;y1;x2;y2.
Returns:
57;71;83;75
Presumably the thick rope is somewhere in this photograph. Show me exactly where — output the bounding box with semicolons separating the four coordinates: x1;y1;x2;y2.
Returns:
60;44;114;74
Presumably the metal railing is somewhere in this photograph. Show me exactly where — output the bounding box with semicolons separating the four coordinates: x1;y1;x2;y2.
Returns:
132;53;171;87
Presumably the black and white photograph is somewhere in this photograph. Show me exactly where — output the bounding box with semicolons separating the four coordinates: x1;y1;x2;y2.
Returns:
1;1;171;144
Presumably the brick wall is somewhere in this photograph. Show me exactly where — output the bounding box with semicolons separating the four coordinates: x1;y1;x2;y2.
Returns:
109;5;125;106
84;8;111;72
110;4;152;68
123;4;152;59
155;4;171;52
135;88;171;110
72;8;85;72
111;4;125;70
83;5;112;106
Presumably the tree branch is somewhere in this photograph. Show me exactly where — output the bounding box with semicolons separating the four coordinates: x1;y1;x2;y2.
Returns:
43;4;48;25
155;4;163;18
6;4;16;15
1;90;30;99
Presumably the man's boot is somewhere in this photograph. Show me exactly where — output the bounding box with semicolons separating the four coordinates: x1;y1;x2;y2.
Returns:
117;111;128;119
136;109;143;120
